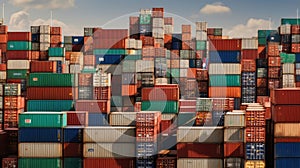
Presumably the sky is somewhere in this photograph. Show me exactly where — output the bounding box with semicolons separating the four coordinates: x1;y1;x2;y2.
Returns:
1;0;300;38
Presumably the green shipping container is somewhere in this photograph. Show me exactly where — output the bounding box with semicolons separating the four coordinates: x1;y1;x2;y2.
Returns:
209;75;241;87
49;47;65;57
18;158;63;168
19;112;67;128
281;18;300;25
81;68;97;73
139;14;151;24
7;41;32;50
258;37;266;46
280;52;296;63
167;69;180;78
7;69;28;79
27;100;74;112
258;30;277;38
141;101;178;113
93;49;126;55
28;73;74;87
124;55;142;60
214;28;222;36
64;158;82;168
196;41;207;50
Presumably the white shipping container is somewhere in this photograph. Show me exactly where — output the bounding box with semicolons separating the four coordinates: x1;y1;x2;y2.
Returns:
196;22;208;31
0;97;2;109
274;123;300;137
152;28;164;39
125;39;136;49
196;31;208;41
152;18;164;28
242;38;258;49
180;69;188;78
164;25;174;35
224;128;245;142
97;65;122;75
180;60;189;69
282;74;295;88
280;24;291;35
40;25;50;34
70;64;83;74
40;34;51;43
154;39;164;48
136;40;143;49
84;127;135;143
177;158;223;168
136;60;154;72
83;143;135;158
177;127;224;143
155;78;168;85
40;43;50;51
296;69;300;75
109;112;137;126
282;63;295;74
0;84;3;95
140;9;151;15
48;57;65;62
224;112;245;127
161;114;176;120
296;63;300;69
209;64;241;75
31;26;40;34
19;143;62;157
93;73;111;87
0;72;6;80
7;60;30;70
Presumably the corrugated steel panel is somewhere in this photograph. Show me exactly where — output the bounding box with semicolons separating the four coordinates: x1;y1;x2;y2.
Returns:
83;158;135;168
224;112;245;127
271;88;300;105
275;123;300;137
136;60;154;72
282;63;295;74
177;127;224;143
282;74;295;88
83;143;135;158
63;158;82;168
109;112;137;126
245;143;265;160
19;112;67;128
275;158;300;168
27;100;74;112
224;143;244;157
18;158;62;168
242;38;258;49
177;158;223;168
19;128;63;142
19;143;62;157
7;60;30;69
209;87;241;98
209;51;241;63
224;128;244;142
177;143;223;158
209;64;241;75
83;127;135;143
275;142;300;157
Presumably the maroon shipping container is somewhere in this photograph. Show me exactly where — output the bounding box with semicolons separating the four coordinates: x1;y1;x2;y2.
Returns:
26;87;75;100
84;158;135;168
271;88;300;105
292;25;300;34
0;132;8;156
160;120;174;135
4;96;24;109
156;157;176;168
242;49;258;60
50;27;62;35
0;25;8;34
84;55;95;66
7;32;31;41
207;28;214;35
246;110;265;127
268;67;281;78
245;127;265;142
78;73;93;86
209;39;242;51
177;143;223;158
272;105;300;122
198;82;208;93
6;51;31;60
63;143;82;157
196;69;208;81
142;87;179;101
75;100;110;113
241;59;256;72
136;126;158;142
30;61;57;73
224;142;244;157
66;111;88;126
2;157;17;168
282;44;291;52
179;100;196;107
94;87;111;100
274;137;300;143
212;98;233;111
39;51;48;60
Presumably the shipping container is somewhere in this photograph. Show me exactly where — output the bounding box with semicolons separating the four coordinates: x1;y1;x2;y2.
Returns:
224;143;244;157
27;87;74;100
7;70;28;79
209;51;241;63
242;38;258;49
224;128;245;142
242;49;258;60
275;158;300;168
246;143;265;160
177;126;224;143
63;127;83;143
224;111;245;127
18;158;62;168
48;47;65;57
83;158;135;168
27;100;74;112
19;128;63;142
244;160;265;168
19;143;62;157
28;73;74;87
63;158;82;168
274;123;300;137
109;112;137;126
245;109;265;127
142;86;179;101
19;112;67;128
209;64;241;75
7;41;31;50
224;158;244;168
245;127;265;142
88;113;109;126
271;88;300;104
83;143;135;158
177;158;223;168
75;100;110;113
210;39;242;51
209;75;241;87
7;60;30;70
8;32;31;41
141;101;178;113
177;143;223;158
209;87;241;98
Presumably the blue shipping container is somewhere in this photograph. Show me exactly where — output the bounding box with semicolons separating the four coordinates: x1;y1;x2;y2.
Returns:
212;111;225;126
172;34;182;42
275;143;300;158
63;127;83;143
275;158;300;168
267;32;280;42
246;143;265;160
296;75;300;82
171;42;182;50
57;61;62;73
19;128;63;142
88;113;109;126
72;36;84;45
136;158;156;168
95;55;123;65
296;54;300;63
31;34;40;43
209;51;241;63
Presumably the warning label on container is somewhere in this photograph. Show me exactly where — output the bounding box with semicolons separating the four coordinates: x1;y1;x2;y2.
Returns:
25;119;31;124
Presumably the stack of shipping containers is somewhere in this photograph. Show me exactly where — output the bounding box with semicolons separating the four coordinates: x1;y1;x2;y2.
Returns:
39;25;51;60
0;24;8;62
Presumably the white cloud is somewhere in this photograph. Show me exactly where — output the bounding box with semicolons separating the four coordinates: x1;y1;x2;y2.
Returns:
9;10;30;31
224;18;273;38
9;0;75;9
200;2;231;15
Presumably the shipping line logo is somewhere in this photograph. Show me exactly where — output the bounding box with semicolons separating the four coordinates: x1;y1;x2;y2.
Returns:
72;11;230;157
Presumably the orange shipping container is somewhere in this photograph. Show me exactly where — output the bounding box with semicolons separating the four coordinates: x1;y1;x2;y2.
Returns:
182;41;193;50
142;87;179;101
164;34;172;44
268;56;281;67
65;52;71;60
122;85;137;96
258;46;266;59
224;142;244;157
292;25;300;34
0;64;6;71
50;27;62;35
267;43;280;56
257;78;267;88
241;59;256;72
245;127;265;142
31;51;40;60
0;34;7;43
4;96;24;109
209;87;241;98
187;68;197;78
292;44;300;53
4;109;23;122
50;35;62;44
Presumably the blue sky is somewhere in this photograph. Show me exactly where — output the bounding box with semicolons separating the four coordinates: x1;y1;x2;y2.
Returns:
1;0;300;37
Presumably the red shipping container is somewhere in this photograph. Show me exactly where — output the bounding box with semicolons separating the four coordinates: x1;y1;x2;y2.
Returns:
0;25;8;34
136;126;158;142
26;87;75;100
245;127;265;142
63;143;82;157
142;87;179;101
268;67;281;78
66;111;88;126
179;100;196;107
50;35;62;44
65;52;71;60
122;85;137;96
160;120;174;135
164;34;172;44
4;109;23;122
156;157;176;168
177;143;223;158
212;98;233;111
7;32;31;41
272;105;300;123
6;51;31;60
84;55;95;66
187;68;197;78
94;87;111;100
265;106;271;120
209;39;242;51
242;49;258;60
30;61;57;73
0;34;7;43
75;100;110;113
196;69;208;81
242;59;256;72
78;73;93;86
31;51;40;60
152;11;164;18
2;157;17;168
93;29;128;39
0;64;6;71
141;36;155;47
245;110;266;126
0;132;8;155
292;25;300;34
297;82;300;87
224;142;244;157
268;56;281;67
257;78;267;88
84;158;135;168
274;137;300;143
207;28;214;35
292;43;300;53
4;96;24;109
267;43;280;56
50;27;62;35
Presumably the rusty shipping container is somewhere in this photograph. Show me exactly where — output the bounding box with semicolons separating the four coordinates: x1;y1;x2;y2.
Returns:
273;105;300;123
84;158;135;168
6;51;31;60
75;100;110;113
26;87;74;100
50;27;62;35
177;143;223;158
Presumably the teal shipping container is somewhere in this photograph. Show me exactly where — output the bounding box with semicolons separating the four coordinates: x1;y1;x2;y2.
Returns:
139;14;151;24
280;52;296;63
141;101;178;113
7;69;28;79
93;49;126;55
196;41;207;50
209;75;241;87
281;18;300;25
27;100;74;112
64;158;82;168
48;47;65;57
167;69;180;78
7;41;32;50
19;112;67;128
28;73;74;87
124;55;142;60
18;158;63;168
